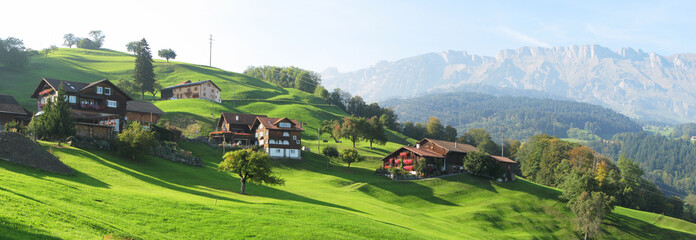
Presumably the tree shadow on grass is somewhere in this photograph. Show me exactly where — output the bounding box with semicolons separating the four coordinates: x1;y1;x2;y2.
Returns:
66;146;365;214
493;177;563;202
604;212;696;239
274;151;459;207
0;217;61;240
0;158;109;188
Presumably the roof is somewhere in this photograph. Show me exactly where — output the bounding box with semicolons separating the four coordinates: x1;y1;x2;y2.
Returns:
126;101;165;114
420;138;478;153
381;146;445;161
491;155;518;164
0;95;31;116
403;146;445;158
161;80;221;91
254;116;304;131
31;78;133;100
219;112;267;128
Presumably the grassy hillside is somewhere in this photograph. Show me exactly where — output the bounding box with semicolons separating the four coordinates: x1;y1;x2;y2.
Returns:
0;48;413;156
1;142;695;239
2;48;696;239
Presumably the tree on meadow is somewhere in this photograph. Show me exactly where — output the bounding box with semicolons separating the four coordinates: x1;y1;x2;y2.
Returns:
218;149;285;195
339;148;364;168
88;30;105;48
320;119;341;142
126;41;139;55
133;38;155;100
362;116;387;149
157;48;177;63
63;33;78;48
338;116;367;148
116;122;158;161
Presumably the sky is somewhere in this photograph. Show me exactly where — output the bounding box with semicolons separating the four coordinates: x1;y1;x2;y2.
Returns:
3;0;696;73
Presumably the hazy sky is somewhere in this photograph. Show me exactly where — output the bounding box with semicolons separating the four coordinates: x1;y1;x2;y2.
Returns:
3;0;695;73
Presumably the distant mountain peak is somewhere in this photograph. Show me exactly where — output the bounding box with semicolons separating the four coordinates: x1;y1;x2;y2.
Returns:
322;45;696;123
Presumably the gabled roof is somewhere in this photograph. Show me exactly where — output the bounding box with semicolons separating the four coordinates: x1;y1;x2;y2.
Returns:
161;80;221;91
31;77;133;100
491;155;518;164
0;95;32;116
380;146;445;161
253;116;304;132
419;138;478;154
126;101;165;115
219;112;267;128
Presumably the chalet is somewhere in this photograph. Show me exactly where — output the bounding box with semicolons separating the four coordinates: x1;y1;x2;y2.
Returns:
160;80;221;103
125;100;165;125
381;138;518;181
250;116;304;159
30;78;132;138
0;95;32;132
210;112;267;145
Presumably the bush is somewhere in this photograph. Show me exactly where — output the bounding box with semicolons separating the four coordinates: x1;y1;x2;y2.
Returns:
117;122;158;161
464;149;499;177
4;120;22;133
322;146;339;158
153;125;183;141
339;148;364;168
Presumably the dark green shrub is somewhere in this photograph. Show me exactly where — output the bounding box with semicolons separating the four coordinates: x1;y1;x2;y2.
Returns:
322;146;339;158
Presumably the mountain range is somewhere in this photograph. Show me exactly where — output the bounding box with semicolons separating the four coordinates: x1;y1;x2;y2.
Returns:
322;45;696;123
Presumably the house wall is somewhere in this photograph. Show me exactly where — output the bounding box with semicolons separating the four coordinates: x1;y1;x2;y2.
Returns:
75;124;113;139
126;111;161;124
199;81;221;103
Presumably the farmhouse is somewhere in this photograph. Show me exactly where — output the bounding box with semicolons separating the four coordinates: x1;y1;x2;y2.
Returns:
381;138;518;181
30;77;165;139
160;80;221;103
125;100;166;125
250;116;304;159
0;95;32;131
210;112;267;145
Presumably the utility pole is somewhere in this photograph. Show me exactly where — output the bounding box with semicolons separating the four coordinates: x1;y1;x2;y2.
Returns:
501;124;505;157
209;34;213;67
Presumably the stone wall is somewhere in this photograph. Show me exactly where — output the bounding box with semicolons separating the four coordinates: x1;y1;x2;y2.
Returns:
152;141;202;167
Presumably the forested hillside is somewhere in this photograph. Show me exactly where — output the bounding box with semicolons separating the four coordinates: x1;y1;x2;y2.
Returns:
381;92;642;141
588;132;696;197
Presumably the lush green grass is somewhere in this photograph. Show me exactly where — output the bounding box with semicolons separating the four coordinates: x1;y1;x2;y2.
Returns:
1;141;694;239
2;48;696;239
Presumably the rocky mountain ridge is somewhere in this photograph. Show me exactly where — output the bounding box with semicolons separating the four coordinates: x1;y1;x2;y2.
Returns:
322;45;696;123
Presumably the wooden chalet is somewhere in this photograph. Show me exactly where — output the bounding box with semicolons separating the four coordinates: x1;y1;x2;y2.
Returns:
250;116;304;159
381;138;518;181
30;78;132;139
160;80;221;103
210;112;267;145
0;95;32;131
125;100;165;125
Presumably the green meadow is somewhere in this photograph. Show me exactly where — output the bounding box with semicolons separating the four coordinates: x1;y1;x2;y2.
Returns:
1;48;696;239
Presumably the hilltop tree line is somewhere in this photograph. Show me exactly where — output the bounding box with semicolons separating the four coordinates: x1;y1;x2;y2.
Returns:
587;132;696;197
63;30;105;50
517;134;695;227
381;92;642;141
244;66;321;94
320;116;387;149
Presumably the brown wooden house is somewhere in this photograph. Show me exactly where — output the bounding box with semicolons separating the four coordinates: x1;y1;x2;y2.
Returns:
210;112;267;145
160;80;221;103
0;95;32;131
125;100;165;125
381;138;518;181
250;116;304;159
30;78;132;138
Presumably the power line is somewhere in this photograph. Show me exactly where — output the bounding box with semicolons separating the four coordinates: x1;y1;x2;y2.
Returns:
209;34;213;67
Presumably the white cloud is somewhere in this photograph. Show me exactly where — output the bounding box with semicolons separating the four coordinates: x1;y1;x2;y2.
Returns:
499;27;552;48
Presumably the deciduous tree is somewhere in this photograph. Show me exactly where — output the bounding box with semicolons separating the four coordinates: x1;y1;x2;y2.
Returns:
88;30;105;48
126;41;139;55
218;149;285;194
117;122;158;161
363;116;387;149
338;116;367;148
157;48;177;63
340;148;364;168
63;33;78;48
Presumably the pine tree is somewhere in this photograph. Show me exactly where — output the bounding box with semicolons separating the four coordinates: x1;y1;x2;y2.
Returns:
133;38;155;100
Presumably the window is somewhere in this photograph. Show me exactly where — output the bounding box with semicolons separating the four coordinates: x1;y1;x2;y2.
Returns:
296;140;300;144
269;140;275;144
107;100;117;108
283;140;289;145
276;149;282;153
68;95;76;103
96;87;103;94
63;95;69;102
104;87;112;95
292;135;297;140
283;132;289;137
279;122;291;128
259;140;264;145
